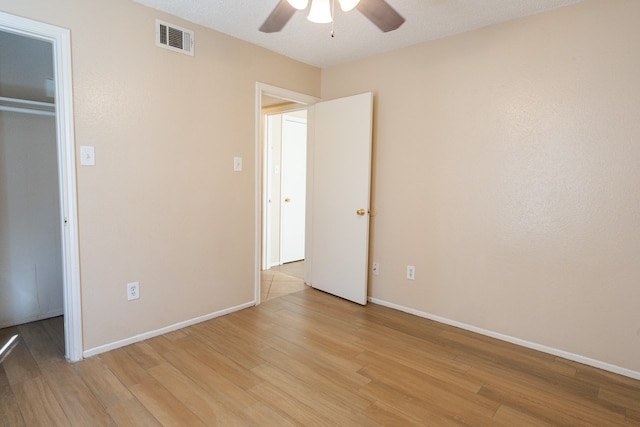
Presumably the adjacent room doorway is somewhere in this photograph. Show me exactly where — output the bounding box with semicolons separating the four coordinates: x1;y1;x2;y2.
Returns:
260;95;310;302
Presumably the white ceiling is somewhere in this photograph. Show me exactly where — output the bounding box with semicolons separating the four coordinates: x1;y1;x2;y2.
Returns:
134;0;583;68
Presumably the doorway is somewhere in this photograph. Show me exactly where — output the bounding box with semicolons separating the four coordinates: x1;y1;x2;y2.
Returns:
261;101;308;301
0;30;63;331
0;12;81;361
255;84;317;303
255;84;374;306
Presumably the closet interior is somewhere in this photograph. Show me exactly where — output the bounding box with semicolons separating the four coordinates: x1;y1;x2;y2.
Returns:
0;30;63;329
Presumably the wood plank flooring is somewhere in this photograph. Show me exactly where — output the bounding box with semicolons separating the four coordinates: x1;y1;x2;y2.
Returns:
1;287;639;426
261;261;307;301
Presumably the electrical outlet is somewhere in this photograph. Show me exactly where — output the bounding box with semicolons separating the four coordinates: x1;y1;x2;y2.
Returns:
127;282;140;301
407;265;416;280
372;262;380;276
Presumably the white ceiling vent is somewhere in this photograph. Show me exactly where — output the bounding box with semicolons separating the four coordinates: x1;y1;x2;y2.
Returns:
156;19;194;56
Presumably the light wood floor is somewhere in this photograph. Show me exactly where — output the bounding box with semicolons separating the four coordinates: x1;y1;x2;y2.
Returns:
261;261;307;301
1;287;639;426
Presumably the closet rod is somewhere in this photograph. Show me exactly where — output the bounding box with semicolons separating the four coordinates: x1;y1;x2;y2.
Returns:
0;96;55;117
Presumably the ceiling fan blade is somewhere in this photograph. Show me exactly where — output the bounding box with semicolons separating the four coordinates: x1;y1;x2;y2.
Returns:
260;0;297;33
356;0;405;32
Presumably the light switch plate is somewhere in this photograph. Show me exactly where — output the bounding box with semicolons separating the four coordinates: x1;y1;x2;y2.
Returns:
233;156;243;172
80;146;95;166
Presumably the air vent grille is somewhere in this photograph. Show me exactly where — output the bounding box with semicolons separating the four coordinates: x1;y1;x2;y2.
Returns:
156;20;194;56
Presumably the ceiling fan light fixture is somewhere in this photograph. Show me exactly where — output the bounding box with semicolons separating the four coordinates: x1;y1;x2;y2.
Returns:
307;0;333;23
337;0;360;12
287;0;309;10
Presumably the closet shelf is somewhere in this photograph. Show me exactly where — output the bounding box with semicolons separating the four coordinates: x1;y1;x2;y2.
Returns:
0;96;55;117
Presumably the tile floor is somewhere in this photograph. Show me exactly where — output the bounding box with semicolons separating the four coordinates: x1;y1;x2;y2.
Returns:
260;261;308;301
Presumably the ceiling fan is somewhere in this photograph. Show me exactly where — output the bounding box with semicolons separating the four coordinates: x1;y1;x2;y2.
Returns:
259;0;405;33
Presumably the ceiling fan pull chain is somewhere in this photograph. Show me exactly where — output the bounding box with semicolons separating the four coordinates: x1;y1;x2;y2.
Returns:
331;0;336;37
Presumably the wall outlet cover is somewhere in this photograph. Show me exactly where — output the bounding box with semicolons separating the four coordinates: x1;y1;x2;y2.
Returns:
407;265;416;280
127;282;140;300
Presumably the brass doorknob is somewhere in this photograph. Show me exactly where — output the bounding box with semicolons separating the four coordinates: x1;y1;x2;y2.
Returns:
284;198;291;203
356;208;366;216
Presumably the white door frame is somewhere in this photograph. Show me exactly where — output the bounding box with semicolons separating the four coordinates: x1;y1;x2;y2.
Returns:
0;12;82;361
254;83;318;304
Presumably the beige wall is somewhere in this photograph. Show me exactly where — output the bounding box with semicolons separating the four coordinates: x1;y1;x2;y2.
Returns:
0;0;320;350
322;0;640;373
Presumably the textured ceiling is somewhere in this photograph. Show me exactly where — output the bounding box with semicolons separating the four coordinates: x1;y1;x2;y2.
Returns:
134;0;583;68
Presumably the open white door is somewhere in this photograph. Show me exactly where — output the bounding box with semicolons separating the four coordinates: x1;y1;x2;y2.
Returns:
309;92;373;305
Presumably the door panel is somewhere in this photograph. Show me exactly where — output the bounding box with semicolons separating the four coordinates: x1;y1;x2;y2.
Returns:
309;92;373;305
280;114;307;263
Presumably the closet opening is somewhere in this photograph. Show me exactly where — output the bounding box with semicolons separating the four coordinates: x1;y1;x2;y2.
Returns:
1;11;81;362
0;30;64;354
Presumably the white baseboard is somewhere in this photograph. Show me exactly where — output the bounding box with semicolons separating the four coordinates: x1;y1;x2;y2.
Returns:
83;300;255;358
368;297;640;381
